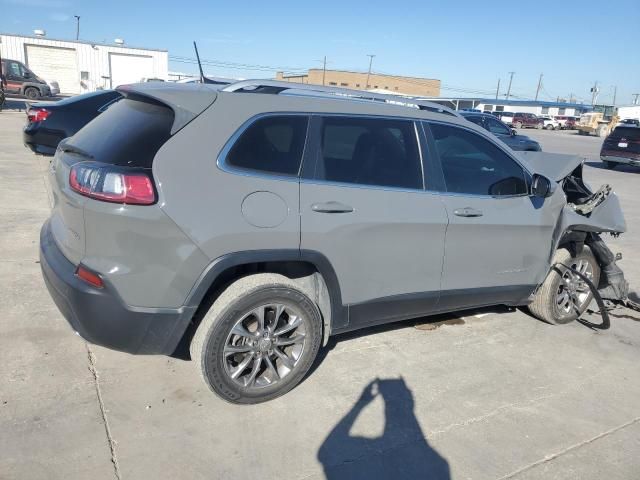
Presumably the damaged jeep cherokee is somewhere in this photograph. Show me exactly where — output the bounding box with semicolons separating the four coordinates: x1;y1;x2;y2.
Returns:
40;81;629;404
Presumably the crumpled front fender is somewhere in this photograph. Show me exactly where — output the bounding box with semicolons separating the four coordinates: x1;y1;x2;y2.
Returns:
559;191;627;235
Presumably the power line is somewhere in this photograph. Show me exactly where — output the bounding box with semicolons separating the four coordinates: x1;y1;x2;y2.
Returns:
169;55;308;74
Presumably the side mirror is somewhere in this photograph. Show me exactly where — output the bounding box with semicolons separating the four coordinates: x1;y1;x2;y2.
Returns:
531;174;554;198
511;129;517;136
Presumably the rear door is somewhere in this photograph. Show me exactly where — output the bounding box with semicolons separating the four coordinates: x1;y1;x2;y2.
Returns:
424;121;558;309
300;115;448;329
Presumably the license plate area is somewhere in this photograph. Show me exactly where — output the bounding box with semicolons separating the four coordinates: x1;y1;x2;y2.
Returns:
618;142;628;148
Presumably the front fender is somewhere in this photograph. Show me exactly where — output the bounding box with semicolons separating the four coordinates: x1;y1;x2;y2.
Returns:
558;192;626;236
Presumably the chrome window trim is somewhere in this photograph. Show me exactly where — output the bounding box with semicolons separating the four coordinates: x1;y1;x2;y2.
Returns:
423;119;532;200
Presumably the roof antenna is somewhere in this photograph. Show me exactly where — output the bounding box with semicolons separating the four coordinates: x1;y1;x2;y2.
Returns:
193;41;228;85
193;41;206;83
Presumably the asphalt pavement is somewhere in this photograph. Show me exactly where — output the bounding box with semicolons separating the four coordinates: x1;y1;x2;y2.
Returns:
1;115;639;480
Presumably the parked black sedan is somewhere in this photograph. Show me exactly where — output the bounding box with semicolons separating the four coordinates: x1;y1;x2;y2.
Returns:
460;111;542;151
23;90;122;155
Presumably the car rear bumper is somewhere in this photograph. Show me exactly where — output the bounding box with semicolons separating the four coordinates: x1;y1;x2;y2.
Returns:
601;154;640;166
23;127;63;156
39;219;196;355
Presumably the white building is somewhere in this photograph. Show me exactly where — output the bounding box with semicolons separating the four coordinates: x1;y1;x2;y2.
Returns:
617;105;640;121
0;33;168;95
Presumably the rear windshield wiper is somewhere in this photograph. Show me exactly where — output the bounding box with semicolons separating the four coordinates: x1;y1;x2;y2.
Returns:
59;142;94;159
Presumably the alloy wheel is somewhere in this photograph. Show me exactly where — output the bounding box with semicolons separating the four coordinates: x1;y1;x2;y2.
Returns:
223;303;307;390
555;259;594;315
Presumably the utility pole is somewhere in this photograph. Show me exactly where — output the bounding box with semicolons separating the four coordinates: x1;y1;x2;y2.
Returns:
74;15;80;40
534;73;543;101
365;54;375;90
495;78;500;100
322;56;327;86
633;93;640;105
505;71;515;100
612;85;617;105
590;81;599;105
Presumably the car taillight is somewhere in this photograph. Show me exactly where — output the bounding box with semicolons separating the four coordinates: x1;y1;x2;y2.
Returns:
69;163;156;205
27;108;51;122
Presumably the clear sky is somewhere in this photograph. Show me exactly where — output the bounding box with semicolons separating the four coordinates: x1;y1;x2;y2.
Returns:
2;0;639;104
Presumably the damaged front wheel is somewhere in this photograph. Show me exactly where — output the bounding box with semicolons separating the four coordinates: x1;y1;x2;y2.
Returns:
528;247;600;325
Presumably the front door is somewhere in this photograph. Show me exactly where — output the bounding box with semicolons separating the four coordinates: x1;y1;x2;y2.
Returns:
4;60;25;94
424;121;561;310
300;115;448;329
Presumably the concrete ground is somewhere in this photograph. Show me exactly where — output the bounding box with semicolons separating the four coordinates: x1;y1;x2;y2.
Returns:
1;114;639;480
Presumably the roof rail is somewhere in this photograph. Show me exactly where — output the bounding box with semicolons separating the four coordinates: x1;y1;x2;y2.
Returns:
221;80;460;117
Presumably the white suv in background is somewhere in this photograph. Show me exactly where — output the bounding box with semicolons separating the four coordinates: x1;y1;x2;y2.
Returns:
540;116;561;130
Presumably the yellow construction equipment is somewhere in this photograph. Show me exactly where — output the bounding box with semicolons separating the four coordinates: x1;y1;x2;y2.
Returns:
577;111;619;137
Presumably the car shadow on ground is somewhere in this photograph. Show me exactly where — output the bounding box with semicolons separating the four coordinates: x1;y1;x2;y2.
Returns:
584;161;640;174
318;377;451;480
1;98;29;111
305;306;516;382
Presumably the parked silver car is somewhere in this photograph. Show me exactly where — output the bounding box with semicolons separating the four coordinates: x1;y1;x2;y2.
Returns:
40;80;629;404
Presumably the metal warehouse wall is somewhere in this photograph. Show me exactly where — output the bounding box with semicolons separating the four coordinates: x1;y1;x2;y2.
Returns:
0;34;168;94
475;103;582;116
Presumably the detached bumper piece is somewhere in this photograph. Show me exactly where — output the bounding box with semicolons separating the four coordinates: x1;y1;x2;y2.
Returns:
39;220;195;354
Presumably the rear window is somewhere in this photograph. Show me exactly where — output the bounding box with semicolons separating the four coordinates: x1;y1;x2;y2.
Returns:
66;97;174;168
51;90;121;109
611;127;640;140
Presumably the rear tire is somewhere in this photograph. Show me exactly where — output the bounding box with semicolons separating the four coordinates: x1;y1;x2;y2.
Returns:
528;247;600;325
190;274;323;404
515;121;523;129
24;87;40;100
546;124;554;130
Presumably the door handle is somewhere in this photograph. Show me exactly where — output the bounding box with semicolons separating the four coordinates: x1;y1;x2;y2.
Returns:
311;201;354;213
453;207;483;217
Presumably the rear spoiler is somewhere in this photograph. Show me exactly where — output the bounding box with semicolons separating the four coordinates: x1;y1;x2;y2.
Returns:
116;82;220;134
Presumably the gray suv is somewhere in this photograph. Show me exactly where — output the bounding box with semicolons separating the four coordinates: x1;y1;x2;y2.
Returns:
40;81;629;404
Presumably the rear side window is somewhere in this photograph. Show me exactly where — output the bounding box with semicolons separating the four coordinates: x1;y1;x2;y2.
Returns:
66;97;174;168
225;116;309;176
428;122;527;196
485;117;511;136
465;116;484;128
312;116;422;190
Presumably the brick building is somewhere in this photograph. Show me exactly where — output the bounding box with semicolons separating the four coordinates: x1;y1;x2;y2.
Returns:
275;69;440;96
